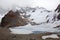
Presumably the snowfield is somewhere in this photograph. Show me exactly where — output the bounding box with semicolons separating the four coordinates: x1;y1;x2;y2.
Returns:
0;7;60;34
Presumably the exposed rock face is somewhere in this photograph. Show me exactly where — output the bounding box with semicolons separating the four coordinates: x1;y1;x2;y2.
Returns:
54;25;60;28
55;4;60;13
57;14;60;20
0;10;28;28
55;4;60;20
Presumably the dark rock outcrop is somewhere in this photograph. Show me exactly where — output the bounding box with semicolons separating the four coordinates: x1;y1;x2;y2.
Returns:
55;4;60;13
54;25;60;28
0;10;28;28
57;14;60;20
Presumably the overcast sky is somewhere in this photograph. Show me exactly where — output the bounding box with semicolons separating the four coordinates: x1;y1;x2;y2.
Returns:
0;0;60;10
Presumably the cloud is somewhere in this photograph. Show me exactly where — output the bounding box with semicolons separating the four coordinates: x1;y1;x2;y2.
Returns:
0;0;60;10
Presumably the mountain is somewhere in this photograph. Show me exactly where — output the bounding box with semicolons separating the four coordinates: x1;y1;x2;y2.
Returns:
8;7;60;34
0;6;60;34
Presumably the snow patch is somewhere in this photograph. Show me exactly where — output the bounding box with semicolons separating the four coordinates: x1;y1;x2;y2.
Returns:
42;34;59;39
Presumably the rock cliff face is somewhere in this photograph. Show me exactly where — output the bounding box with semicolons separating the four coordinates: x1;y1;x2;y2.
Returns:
57;14;60;20
0;10;28;28
54;4;60;20
55;4;60;13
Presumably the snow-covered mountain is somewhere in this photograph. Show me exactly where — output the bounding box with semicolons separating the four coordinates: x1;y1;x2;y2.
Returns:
0;7;60;34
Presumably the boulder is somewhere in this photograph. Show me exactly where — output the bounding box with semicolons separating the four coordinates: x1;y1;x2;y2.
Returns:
0;10;28;28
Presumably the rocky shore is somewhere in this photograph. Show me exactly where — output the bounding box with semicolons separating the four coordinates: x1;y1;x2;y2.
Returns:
0;27;60;40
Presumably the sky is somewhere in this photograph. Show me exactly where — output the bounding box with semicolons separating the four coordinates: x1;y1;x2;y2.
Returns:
0;0;60;10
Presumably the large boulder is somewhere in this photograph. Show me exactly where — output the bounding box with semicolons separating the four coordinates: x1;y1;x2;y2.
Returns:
0;10;28;28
